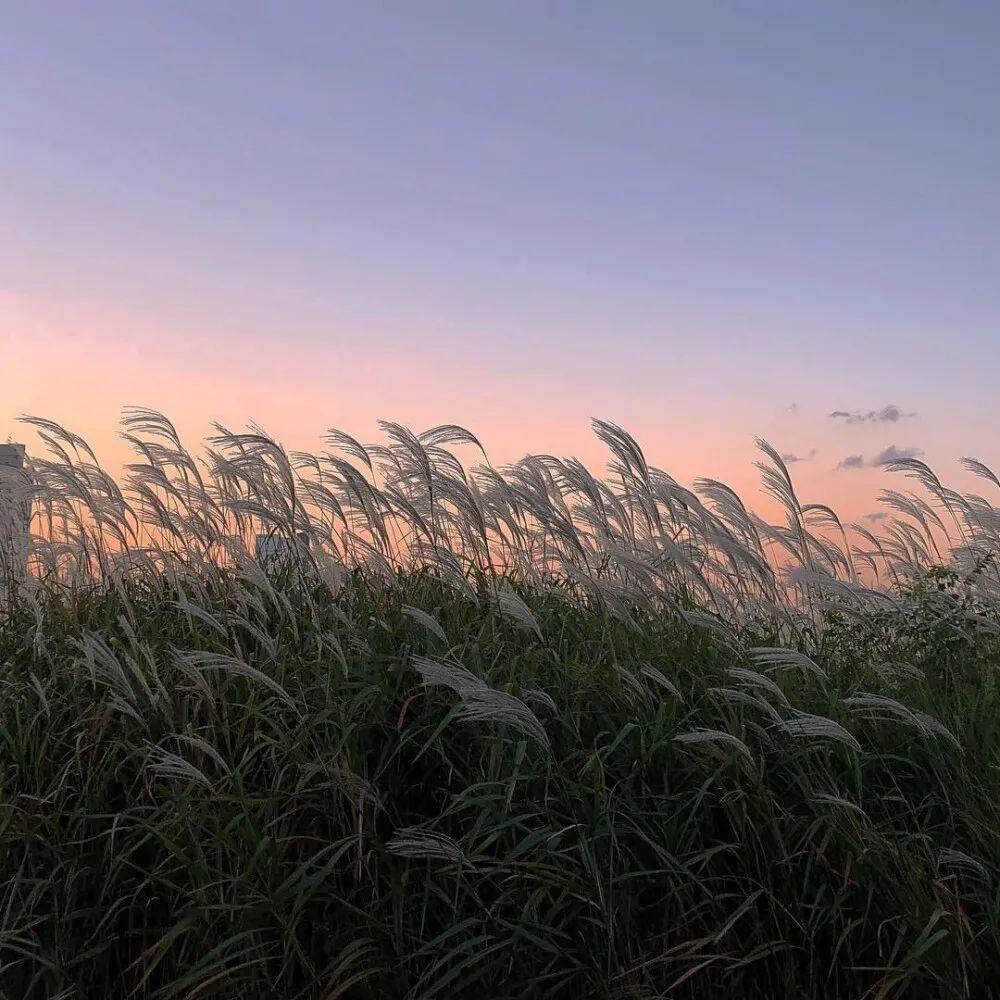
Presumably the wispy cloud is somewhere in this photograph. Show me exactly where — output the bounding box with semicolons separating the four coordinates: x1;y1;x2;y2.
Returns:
836;444;923;470
829;404;916;425
781;448;817;464
863;511;889;522
872;444;923;465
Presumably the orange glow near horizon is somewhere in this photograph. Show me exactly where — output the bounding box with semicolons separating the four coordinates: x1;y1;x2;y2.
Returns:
4;3;1000;555
3;289;997;536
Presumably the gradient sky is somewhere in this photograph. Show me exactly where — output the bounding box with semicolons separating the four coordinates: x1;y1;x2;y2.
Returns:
3;2;999;519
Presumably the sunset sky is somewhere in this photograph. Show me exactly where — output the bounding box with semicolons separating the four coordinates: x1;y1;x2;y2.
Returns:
3;2;999;521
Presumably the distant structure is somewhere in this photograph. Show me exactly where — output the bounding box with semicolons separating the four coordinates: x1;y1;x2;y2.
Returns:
0;444;26;468
0;444;30;585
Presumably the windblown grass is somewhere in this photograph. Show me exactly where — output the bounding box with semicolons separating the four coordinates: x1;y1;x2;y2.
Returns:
0;410;999;997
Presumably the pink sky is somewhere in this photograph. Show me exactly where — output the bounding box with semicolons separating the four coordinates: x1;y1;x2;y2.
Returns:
3;288;994;531
3;5;999;530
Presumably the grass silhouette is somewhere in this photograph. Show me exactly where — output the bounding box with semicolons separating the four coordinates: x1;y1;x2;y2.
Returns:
0;409;998;997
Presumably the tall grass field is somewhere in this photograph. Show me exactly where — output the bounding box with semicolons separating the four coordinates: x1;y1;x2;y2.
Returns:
1;409;999;998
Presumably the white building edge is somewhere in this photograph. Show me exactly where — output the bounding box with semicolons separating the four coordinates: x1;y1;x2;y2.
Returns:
0;444;30;585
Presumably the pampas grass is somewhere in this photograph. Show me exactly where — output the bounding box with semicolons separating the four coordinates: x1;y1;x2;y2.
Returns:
0;409;998;997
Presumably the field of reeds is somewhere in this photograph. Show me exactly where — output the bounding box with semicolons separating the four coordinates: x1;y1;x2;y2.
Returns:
1;408;999;998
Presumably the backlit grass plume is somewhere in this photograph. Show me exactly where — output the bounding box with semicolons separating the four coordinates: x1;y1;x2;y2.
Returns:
0;409;998;997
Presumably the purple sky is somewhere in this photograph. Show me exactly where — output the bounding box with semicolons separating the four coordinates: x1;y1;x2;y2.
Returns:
3;2;998;516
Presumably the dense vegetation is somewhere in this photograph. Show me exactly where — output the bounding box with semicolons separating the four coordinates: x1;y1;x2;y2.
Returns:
1;411;999;997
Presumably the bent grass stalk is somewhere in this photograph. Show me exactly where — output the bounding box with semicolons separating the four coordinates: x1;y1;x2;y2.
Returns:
0;409;998;997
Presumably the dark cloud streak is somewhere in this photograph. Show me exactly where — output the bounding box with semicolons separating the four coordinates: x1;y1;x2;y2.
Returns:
781;448;817;464
829;404;916;424
835;445;923;470
872;444;923;465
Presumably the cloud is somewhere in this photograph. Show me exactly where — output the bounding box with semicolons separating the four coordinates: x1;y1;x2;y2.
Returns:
864;511;888;522
835;444;923;470
829;404;916;424
781;448;817;464
872;444;923;465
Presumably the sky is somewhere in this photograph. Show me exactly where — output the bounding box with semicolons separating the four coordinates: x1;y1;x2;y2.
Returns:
3;1;999;520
